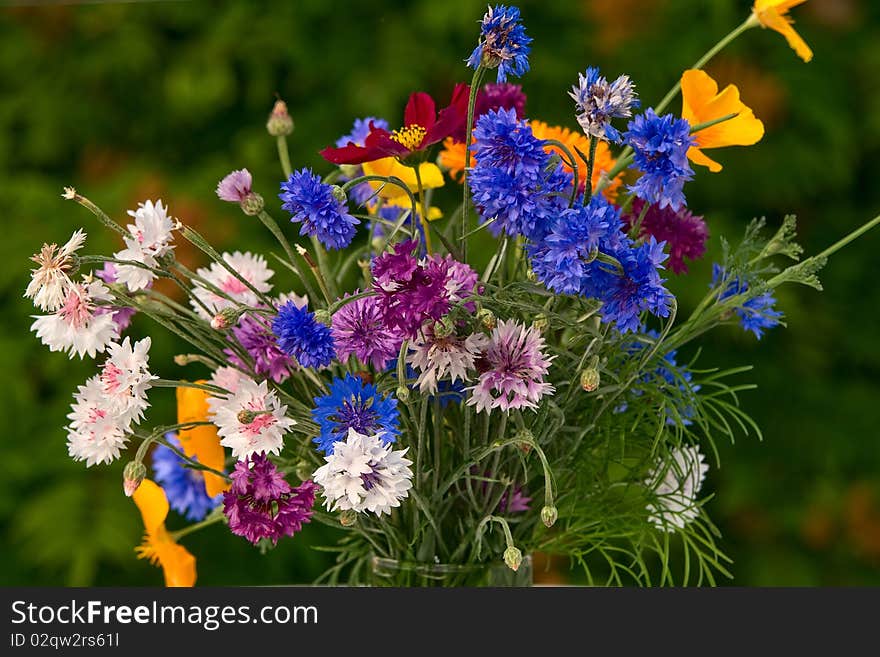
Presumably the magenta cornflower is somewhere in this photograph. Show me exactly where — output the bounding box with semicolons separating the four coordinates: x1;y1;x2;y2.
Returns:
331;291;402;370
467;319;555;413
623;199;708;274
226;312;296;383
223;453;316;546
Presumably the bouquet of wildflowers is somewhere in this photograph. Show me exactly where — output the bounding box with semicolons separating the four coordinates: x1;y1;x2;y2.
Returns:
25;2;880;586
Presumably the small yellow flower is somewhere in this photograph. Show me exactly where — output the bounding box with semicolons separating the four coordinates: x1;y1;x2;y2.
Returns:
361;158;445;200
133;479;197;587
176;384;229;498
752;0;812;63
681;69;765;173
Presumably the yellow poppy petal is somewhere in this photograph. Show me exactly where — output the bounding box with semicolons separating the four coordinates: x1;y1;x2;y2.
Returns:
361;158;445;199
687;146;724;173
176;384;229;497
132;478;169;534
753;2;813;63
156;541;197;588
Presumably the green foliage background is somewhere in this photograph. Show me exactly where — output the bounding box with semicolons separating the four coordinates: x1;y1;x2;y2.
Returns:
1;0;879;585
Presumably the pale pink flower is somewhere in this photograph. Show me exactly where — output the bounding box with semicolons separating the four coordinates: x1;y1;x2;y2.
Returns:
30;278;118;359
66;376;129;466
216;169;253;203
24;229;87;311
113;199;176;291
407;323;489;394
190;251;274;319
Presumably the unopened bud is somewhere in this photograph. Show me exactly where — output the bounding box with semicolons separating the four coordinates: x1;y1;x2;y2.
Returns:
123;461;147;497
503;545;523;572
477;308;496;330
580;367;600;392
525;268;537;282
174;354;194;366
330;185;348;204
533;313;549;332
313;309;332;326
211;307;240;330
339;510;358;527
541;505;558;528
266;99;294;136
432;316;455;339
240;192;265;216
395;386;410;402
237;410;258;425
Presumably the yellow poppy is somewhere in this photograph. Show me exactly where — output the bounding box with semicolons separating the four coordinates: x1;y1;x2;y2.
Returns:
361;158;445;200
176;384;229;498
681;69;765;173
752;0;812;63
133;479;197;587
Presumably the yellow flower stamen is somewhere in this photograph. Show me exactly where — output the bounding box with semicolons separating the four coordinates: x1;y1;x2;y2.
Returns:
390;124;427;151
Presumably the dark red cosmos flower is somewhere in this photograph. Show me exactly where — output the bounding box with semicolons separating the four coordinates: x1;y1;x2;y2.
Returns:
320;83;470;165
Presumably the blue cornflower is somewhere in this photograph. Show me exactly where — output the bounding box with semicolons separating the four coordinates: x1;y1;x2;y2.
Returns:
624;109;695;211
626;331;700;425
527;195;619;294
569;67;639;142
711;264;783;339
279;168;359;250
471;108;547;174
467;5;532;83
152;433;221;522
584;236;673;334
272;301;336;368
311;374;400;454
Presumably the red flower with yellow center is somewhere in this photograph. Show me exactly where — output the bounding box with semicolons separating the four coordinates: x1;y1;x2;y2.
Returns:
320;84;470;165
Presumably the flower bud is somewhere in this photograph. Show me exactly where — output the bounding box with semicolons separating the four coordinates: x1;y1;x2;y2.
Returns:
266;99;294;136
533;313;549;332
312;309;332;326
477;308;496;330
432;316;455;339
580;367;600;392
525;268;537;282
395;386;410;402
240;192;265;216
503;545;523;572
237;410;258;425
211;307;239;330
123;461;147;497
541;505;558;528
339;510;358;527
330;185;348;204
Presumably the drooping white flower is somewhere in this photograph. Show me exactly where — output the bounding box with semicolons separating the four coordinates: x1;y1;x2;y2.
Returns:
66;376;129;466
113;199;176;291
645;445;709;531
190;251;274;319
407;323;489;395
30;278;118;359
24;229;87;311
207;376;294;459
98;336;157;426
312;428;413;516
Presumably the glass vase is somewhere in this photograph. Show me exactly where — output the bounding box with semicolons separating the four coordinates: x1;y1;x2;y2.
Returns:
369;554;533;587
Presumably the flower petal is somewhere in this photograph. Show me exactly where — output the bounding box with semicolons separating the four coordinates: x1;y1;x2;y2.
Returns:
404;92;437;131
176;384;229;498
133;478;169;534
686;146;724;173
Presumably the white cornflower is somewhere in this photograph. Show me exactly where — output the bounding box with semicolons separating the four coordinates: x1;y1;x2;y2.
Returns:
113;199;176;291
645;445;709;531
66;376;129;466
30;278;118;359
98;336;157;426
210;366;245;395
407;323;489;395
207;376;294;459
24;229;87;311
313;428;413;516
190;251;274;319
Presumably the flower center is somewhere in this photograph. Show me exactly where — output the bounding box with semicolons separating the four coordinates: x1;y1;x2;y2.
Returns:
221;276;249;295
59;287;93;329
100;363;124;394
331;398;379;437
390;125;427;151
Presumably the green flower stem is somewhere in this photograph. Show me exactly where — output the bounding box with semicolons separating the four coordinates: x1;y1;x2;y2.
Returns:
341;174;420;245
584;137;599;204
690;112;739;134
256;210;320;301
171;508;226;541
326;289;376;315
276;135;293;179
629;200;652;239
412;164;433;254
806;212;880;264
543;138;581;206
64;189;126;236
462;65;487;261
309;235;338;300
152;378;230;395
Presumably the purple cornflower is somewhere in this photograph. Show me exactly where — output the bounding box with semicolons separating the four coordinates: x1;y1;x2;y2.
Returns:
475;83;527;119
223;453;316;545
332;291;402;370
152;433;221;522
371;240;450;338
428;253;481;312
216;169;253;203
467;5;532;83
569;67;639;142
625;109;695;211
711;264;783;339
95;262;138;331
467;319;555;413
272;301;335;368
311;373;399;454
226;312;297;383
279;168;359;250
623;199;708;274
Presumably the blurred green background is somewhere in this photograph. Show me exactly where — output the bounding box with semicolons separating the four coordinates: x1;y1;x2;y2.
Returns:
2;0;879;586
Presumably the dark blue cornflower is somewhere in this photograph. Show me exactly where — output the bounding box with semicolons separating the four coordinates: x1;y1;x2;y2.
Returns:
527;195;619;294
311;374;400;454
279;168;359;250
152;433;222;522
711;264;783;339
272;301;336;368
624;109;695;211
569;66;639;142
471;108;547;174
583;236;673;334
467;5;532;83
